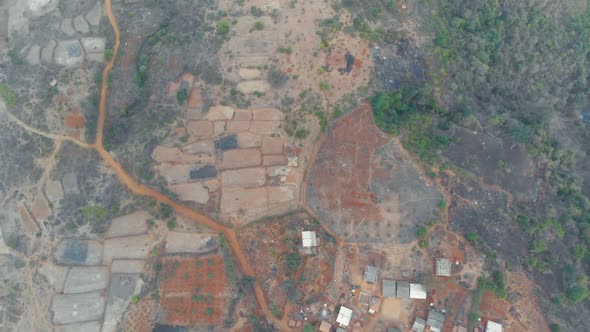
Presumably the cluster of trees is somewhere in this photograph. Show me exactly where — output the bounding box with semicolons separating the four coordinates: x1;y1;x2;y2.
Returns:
371;86;449;162
423;0;590;311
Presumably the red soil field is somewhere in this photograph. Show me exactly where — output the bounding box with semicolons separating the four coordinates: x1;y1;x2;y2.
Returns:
159;255;227;326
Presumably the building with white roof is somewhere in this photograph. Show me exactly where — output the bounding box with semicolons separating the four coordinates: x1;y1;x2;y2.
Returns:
409;283;427;299
301;231;318;247
336;306;353;327
485;320;503;332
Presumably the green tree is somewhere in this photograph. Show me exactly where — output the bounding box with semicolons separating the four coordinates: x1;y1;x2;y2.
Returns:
176;88;189;104
416;226;428;239
217;20;230;36
286;252;302;271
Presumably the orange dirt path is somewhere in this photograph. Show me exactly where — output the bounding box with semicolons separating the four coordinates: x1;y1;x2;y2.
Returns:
97;0;277;327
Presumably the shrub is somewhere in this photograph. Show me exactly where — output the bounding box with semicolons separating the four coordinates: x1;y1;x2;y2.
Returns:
267;67;289;87
217;20;230;36
238;276;256;294
254;21;265;30
419;239;429;248
176;88;189;104
131;295;140;303
416;226;428;239
160;203;174;219
565;285;588;304
167;218;176;230
466;232;479;244
286;252;302;271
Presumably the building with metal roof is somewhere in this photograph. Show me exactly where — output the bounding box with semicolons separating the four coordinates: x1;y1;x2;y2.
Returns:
382;279;396;298
336;306;353;327
396;281;410;298
436;258;452;277
411;317;426;332
410;283;427;299
363;265;379;284
301;231;318;248
485;320;503;332
426;309;445;332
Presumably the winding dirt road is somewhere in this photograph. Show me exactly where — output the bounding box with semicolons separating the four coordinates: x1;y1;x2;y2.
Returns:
97;0;278;327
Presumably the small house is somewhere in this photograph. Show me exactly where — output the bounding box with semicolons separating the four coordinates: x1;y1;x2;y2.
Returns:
336;306;353;327
411;317;426;332
409;283;427;299
363;265;379;284
485;320;503;332
426;309;445;332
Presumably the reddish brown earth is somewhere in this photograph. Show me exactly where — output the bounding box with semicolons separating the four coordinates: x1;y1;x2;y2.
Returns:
308;104;389;231
158;255;227;326
64;114;85;128
307;104;442;243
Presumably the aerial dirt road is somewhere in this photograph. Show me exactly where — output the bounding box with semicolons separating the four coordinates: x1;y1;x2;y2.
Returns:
98;0;281;327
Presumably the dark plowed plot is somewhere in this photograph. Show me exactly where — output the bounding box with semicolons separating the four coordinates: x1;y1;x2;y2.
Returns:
307;105;442;243
158;256;227;326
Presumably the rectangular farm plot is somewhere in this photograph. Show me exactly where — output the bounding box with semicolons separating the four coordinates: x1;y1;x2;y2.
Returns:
158;256;227;326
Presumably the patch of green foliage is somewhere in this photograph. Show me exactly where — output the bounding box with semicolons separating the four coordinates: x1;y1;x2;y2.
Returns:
254;21;265;30
134;53;150;87
416;226;428;239
370;87;449;162
217;20;230;37
478;271;508;299
286;252;302;271
0;83;17;107
176;88;189;104
82;205;108;223
277;45;293;54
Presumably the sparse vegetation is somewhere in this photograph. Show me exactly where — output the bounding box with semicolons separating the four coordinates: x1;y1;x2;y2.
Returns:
267;67;289;87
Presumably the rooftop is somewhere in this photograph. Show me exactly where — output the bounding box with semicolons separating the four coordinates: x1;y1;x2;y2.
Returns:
485;320;503;332
301;230;318;248
410;283;427;299
336;306;353;327
364;265;379;283
382;279;396;298
436;258;452;277
427;309;446;332
396;281;410;299
319;320;332;332
411;317;426;332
